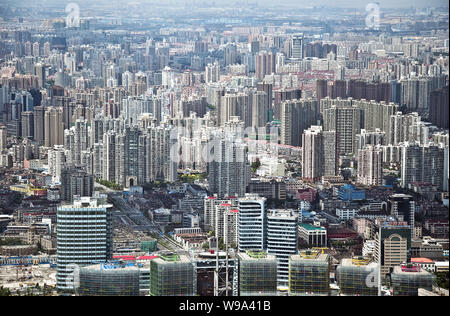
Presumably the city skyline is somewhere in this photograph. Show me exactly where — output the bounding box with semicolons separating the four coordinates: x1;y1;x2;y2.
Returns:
0;0;448;300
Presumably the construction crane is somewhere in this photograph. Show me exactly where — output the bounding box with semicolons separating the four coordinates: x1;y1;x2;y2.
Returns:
214;230;231;296
312;247;328;254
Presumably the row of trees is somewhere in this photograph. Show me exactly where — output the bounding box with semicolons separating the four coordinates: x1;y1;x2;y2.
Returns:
95;178;123;190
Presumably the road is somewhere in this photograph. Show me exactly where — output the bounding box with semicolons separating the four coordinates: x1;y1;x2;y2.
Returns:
108;194;160;233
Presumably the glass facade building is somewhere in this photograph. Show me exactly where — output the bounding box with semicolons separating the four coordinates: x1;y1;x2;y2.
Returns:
56;195;113;292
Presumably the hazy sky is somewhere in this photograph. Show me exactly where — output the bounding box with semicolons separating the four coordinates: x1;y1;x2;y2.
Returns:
5;0;450;9
257;0;448;7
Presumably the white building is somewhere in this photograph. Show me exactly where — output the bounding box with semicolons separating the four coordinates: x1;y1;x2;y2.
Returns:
266;209;298;287
238;194;266;252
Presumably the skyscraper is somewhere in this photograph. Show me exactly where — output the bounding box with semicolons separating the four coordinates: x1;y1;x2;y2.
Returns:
266;209;298;287
389;194;415;238
357;145;383;186
323;105;362;156
208;132;249;198
302;126;338;182
291;34;304;59
430;86;449;129
400;142;446;190
60;167;94;202
281;99;318;147
374;219;411;277
238;194;266;252
56;195;113;292
21;111;34;139
255;51;276;80
44;106;64;147
33;106;45;145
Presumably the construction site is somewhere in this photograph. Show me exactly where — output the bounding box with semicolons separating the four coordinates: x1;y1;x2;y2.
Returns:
0;262;56;294
234;250;278;296
289;249;330;296
391;263;436;296
336;256;379;296
149;252;196;296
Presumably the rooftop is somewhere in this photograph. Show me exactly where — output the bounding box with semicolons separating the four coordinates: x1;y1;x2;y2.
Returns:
292;250;329;261
340;258;378;268
238;251;276;261
393;264;431;275
299;223;325;231
411;258;434;264
82;262;140;271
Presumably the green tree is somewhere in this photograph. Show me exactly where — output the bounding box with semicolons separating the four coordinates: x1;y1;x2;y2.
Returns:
0;286;11;296
250;160;261;173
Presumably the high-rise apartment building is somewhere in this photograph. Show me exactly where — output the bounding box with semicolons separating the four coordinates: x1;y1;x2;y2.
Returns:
251;91;269;129
33;106;45;145
281;99;318;147
323;105;362;156
400;142;446;190
430;86;449;129
60;167;94;202
21;111;34;139
0;124;7;151
44;106;64;147
208;133;249;198
357;145;383;186
255;51;276;80
302;126;338;181
205;61;220;83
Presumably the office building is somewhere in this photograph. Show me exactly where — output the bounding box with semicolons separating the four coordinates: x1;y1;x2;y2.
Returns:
266;209;298;287
389;194;415;237
56;195;113;292
238;194;266;252
298;223;327;247
374;219;411;277
291;34;304;59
